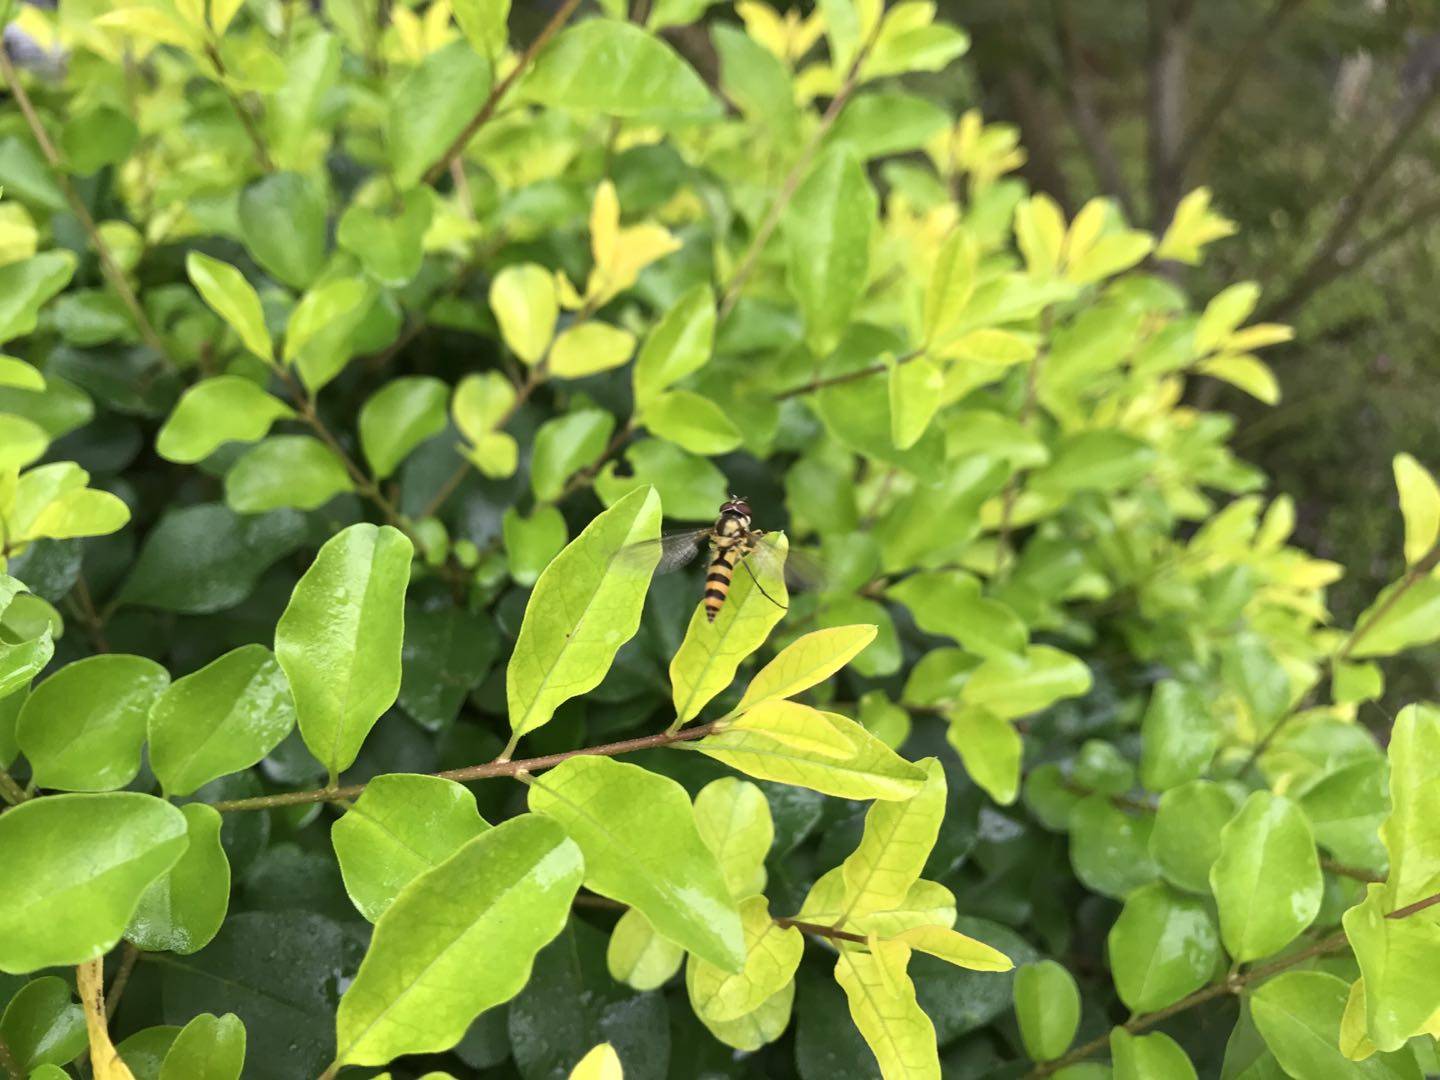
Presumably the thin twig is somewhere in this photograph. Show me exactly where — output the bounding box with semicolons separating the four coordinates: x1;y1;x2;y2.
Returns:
210;722;720;812
203;43;275;172
717;26;881;320
0;768;27;807
0;47;172;363
773;917;869;945
1262;73;1440;321
422;0;584;186
105;942;141;1019
1171;0;1308;175
553;420;637;502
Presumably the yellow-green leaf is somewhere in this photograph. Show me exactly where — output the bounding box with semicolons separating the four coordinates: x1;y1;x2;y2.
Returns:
548;321;636;379
606;908;684;992
567;1043;622;1080
888;924;1011;972
694;777;773;899
1394;454;1440;566
185;252;272;363
695;711;925;801
839;758;946;918
507;487;661;741
726;700;856;760
669;534;789;724
687;896;801;1023
835;939;939;1080
889;354;943;450
1196;353;1279;405
945;706;1021;805
736;624;877;713
490;263;558;365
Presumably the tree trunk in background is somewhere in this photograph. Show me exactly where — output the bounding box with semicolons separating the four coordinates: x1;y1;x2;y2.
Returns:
1146;0;1191;231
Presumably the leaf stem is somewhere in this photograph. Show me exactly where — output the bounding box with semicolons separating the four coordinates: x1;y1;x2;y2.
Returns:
0;47;173;364
422;0;584;186
0;768;29;807
203;42;276;172
209;722;720;812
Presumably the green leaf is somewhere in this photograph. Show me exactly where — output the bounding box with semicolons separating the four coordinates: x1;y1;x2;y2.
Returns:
888;570;1026;659
529;755;743;971
1031;431;1156;494
548;321;636;379
0;252;77;344
1066;230;1154;286
694;777;773;899
1139;680;1218;792
800;870;957;938
238;172;327;288
148;644;296;797
489;263;558;365
275;523;413;777
1013;960;1080;1063
1377;704;1440;907
224;435;354;513
530;409;615;502
1299;759;1387;871
452;0;509;58
924;228;978;343
0;414;45;470
1210;791;1322;962
285;277;375;388
1195;282;1261;354
696;708;926;800
159;1013;246;1080
399;603;499;731
1394;454;1440;565
889;354;944;450
389;40;493;189
960;644;1092;719
835;939;940;1080
336;189;432;287
669;534;789;724
17;654;169;791
333;815;583;1068
1197;353;1280;405
782;146;876;349
502;505;567;587
1348;575;1440;659
1344;887;1440;1055
687;896;801;1023
596;439;728;520
694;977;794;1053
332;774;489;922
507;486;660;742
0;354;44;390
1108;882;1220;1012
1149;780;1238;894
1110;1028;1198;1080
186;252;272;363
451;370;515;444
633;283;714;405
127;803;230;955
737;625;878;713
155;376;295;464
945;706;1022;805
0;976;86;1072
641;389;742;455
0;793;187;973
1068;794;1160;899
1251;971;1418;1080
520;19;715;119
606;908;684;992
359;375;449;480
839;758;946;918
118;503;305;614
828;91;950;160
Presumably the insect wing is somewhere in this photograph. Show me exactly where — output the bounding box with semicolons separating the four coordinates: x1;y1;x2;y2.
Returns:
747;534;827;592
620;528;711;575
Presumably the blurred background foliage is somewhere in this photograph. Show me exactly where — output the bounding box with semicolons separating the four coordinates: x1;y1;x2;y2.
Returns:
932;0;1440;706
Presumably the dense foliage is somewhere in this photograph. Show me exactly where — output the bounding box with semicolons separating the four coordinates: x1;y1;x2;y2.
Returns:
2;2;1440;1078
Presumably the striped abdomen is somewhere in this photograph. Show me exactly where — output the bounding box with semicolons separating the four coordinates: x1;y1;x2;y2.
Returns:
703;547;739;621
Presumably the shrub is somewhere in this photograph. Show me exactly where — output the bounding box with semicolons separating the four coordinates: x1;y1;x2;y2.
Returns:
1;2;1439;1078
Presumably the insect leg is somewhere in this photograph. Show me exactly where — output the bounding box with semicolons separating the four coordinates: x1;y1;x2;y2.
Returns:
739;555;788;611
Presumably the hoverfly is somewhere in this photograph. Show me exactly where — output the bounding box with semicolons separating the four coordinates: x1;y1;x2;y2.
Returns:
641;497;798;622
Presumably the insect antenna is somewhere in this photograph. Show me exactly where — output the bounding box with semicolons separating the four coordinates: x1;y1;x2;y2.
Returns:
739;555;788;611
